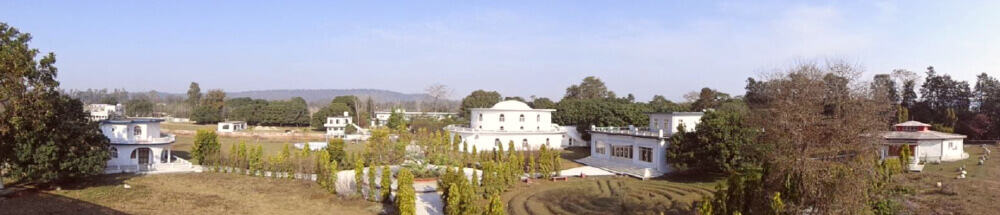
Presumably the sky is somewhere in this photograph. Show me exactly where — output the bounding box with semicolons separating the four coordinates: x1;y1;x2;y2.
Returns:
2;0;998;101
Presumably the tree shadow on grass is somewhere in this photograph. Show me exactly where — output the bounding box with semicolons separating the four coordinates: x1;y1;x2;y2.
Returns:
59;174;138;190
0;188;127;215
655;171;724;183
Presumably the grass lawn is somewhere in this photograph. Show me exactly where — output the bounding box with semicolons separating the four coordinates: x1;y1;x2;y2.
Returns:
0;173;381;215
558;147;590;170
897;144;1000;214
163;122;367;162
501;176;718;215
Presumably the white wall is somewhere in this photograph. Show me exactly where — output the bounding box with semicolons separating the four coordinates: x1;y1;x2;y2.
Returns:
456;132;563;151
470;110;554;131
590;133;670;173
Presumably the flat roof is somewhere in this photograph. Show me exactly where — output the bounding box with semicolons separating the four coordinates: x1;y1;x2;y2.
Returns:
647;112;705;116
100;118;165;124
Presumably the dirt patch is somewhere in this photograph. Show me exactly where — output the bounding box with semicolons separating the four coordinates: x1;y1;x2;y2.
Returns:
0;173;380;215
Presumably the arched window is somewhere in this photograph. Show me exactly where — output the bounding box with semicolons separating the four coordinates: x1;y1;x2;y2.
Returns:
520;126;524;130
500;126;504;131
495;138;501;145
130;149;138;159
519;114;525;122
479;113;483;121
499;114;505;122
537;114;541;122
522;139;528;146
536;126;540;131
546;138;550;146
110;147;118;158
478;125;482;129
133;125;142;136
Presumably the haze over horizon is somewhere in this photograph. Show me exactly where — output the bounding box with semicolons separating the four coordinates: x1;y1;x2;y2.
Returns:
2;0;998;101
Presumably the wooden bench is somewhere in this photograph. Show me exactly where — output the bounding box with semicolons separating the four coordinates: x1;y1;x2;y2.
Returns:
550;176;568;181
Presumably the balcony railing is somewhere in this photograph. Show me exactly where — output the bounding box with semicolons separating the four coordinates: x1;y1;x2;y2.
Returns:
590;126;664;138
108;133;176;144
445;124;566;133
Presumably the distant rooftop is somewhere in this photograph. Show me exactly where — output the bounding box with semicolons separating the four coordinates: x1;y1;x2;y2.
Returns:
895;121;931;127
101;118;165;124
647;112;705;116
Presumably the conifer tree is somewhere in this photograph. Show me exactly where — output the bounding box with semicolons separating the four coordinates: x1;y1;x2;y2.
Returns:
445;183;462;215
471;167;479;187
368;164;378;201
381;165;392;202
485;193;506;215
528;155;536;179
397;168;416;215
354;158;365;196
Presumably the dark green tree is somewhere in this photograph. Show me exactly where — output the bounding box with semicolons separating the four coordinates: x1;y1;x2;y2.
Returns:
187;82;201;108
529;97;556;109
0;23;110;185
563;76;614;100
667;110;758;174
459;90;502;118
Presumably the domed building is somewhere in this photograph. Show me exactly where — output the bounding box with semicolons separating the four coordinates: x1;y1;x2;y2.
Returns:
446;100;566;151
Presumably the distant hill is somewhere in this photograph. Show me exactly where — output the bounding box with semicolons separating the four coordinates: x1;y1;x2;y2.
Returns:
227;89;433;103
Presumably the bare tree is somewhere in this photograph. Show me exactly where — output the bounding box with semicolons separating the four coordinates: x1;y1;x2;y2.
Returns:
743;62;891;213
424;84;452;112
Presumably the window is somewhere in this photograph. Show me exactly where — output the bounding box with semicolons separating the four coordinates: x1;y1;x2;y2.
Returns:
640;147;653;162
479;113;483;121
522;139;528;148
537;126;540;131
495;138;501;145
478;125;482;129
110;147;118;158
611;145;633;159
130;149;138;159
519;114;525;122
546;138;550;146
652;119;659;129
222;125;230;130
520;126;524;130
537;114;541;122
500;114;505;122
596;143;606;154
133;125;142;136
949;142;954;148
475;135;479;139
500;126;504;131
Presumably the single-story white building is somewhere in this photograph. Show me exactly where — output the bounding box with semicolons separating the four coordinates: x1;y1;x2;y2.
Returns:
217;121;248;133
881;121;968;171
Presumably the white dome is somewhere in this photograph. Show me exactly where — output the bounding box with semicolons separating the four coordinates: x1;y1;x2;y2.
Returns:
491;100;532;110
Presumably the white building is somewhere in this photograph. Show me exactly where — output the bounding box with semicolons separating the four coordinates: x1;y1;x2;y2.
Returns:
217;121;247;133
325;112;353;138
85;104;122;121
101;118;177;173
881;121;968;171
372;109;457;127
446;100;565;151
579;112;704;179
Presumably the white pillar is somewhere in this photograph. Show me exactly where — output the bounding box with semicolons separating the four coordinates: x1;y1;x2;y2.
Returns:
167;149;172;163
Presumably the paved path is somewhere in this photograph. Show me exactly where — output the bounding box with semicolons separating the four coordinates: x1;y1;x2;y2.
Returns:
414;181;443;215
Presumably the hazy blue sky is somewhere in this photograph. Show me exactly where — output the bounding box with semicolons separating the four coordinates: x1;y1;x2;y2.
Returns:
2;1;998;101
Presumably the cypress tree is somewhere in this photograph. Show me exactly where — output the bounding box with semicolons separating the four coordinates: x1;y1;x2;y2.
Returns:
368;165;378;201
446;183;462;215
381;165;392;202
354;158;364;196
396;168;416;215
485;193;506;215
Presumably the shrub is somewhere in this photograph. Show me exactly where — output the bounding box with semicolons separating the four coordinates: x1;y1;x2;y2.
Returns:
191;130;220;165
396;168;416;215
381;165;392;202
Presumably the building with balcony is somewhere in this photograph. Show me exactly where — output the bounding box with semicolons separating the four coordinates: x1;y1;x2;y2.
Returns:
881;121;968;171
578;112;704;179
371;109;457;127
85;103;122;121
325;112;353;138
101;118;179;173
446;100;565;151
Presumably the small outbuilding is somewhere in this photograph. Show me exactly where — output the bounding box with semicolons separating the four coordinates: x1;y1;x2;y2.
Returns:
217;121;247;133
882;121;968;171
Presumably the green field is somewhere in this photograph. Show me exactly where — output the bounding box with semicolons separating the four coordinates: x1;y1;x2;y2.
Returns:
502;177;717;215
163;122;366;161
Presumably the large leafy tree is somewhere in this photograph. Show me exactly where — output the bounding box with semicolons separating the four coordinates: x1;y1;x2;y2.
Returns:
0;23;110;185
124;98;154;117
563;76;614;100
667;109;757;174
689;87;731;111
528;97;556;109
458;90;502;119
972;73;1000;139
